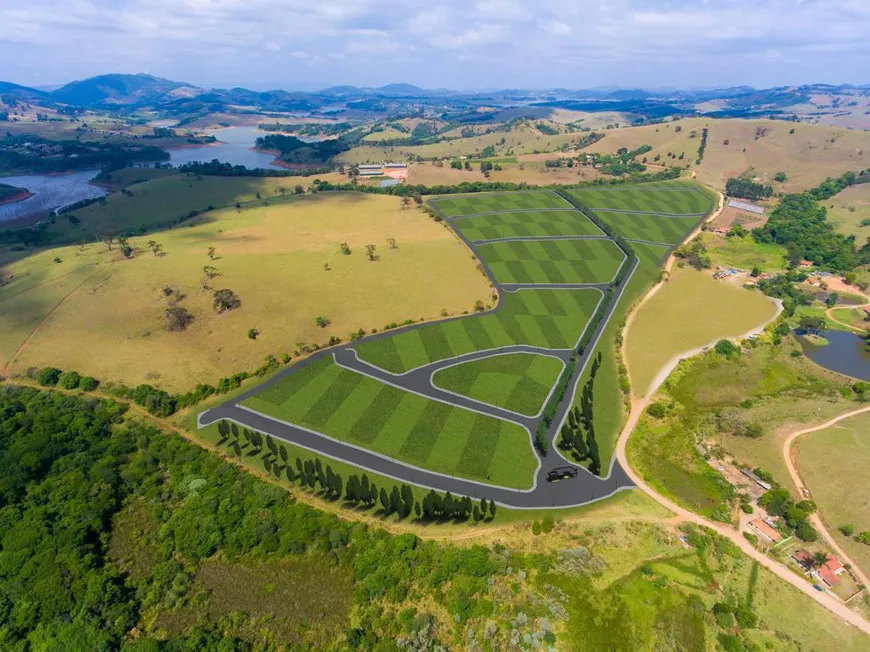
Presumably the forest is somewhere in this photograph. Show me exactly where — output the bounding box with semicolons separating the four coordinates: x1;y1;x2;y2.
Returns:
0;386;526;650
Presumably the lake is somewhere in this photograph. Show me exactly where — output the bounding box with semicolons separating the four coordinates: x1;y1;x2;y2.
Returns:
797;329;870;381
0;170;105;224
166;126;285;170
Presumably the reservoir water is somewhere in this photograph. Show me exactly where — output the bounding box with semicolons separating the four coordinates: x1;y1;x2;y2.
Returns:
166;126;285;170
0;169;105;224
796;329;870;381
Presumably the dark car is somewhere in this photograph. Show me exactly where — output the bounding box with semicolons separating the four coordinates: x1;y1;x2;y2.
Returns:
547;466;579;482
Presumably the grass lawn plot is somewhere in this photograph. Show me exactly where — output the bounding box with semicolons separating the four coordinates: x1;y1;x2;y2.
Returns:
701;233;788;273
431;352;564;417
242;356;537;489
430;190;570;218
451;209;601;242
797;413;870;580
594;211;700;245
477;238;625;285
626;268;779;397
354;288;601;373
829;307;869;331
566;184;715;216
0;192;489;392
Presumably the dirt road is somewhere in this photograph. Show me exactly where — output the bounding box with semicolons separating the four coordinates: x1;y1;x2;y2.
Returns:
782;406;870;591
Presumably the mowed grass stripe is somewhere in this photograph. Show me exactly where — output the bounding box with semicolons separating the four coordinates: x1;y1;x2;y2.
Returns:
302;368;364;427
348;384;406;443
398;401;454;462
254;356;334;406
456;415;502;478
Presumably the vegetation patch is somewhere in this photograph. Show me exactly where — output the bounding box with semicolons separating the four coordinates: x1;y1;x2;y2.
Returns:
243;357;538;488
431;352;564;416
626;267;779;397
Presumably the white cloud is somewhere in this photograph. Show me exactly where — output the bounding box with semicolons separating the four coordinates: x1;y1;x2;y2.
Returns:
0;0;868;88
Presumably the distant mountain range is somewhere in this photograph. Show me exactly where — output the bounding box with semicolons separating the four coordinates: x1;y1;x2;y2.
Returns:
1;72;868;116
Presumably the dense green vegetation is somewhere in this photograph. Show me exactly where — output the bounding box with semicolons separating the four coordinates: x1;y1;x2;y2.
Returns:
0;134;168;172
0;386;530;649
725;177;773;201
754;193;859;270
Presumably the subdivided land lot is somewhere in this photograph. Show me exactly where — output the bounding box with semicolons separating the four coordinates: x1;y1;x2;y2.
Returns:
243;356;538;489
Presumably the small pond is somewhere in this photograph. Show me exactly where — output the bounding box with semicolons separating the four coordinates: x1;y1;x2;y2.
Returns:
796;329;870;381
0;169;105;224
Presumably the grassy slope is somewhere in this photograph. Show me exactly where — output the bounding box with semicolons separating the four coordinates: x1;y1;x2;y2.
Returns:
797;413;870;578
629;338;856;517
626;267;779;397
242;356;538;489
702;232;788;273
0;192;490;391
585;117;870;191
431;352;564;416
595;211;701;244
31;172;345;243
827;182;870;238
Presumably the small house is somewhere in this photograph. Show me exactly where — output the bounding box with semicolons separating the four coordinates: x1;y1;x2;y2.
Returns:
748;517;782;543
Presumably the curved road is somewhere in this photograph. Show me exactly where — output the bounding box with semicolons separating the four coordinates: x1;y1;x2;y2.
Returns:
200;188;713;508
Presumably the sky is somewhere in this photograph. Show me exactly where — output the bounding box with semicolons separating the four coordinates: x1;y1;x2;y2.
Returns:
2;0;869;91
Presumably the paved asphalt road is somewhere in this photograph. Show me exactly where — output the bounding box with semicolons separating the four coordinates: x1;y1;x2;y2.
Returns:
199;192;694;508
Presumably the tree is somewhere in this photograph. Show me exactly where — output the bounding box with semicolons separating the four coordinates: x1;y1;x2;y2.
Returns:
340;242;351;255
798;315;825;334
165;306;194;332
315;315;330;328
58;370;81;389
812;551;830;568
714;339;739;356
473;505;482;522
489;501;496;518
379;487;390;513
248;328;259;340
414;501;421;518
389;486;402;515
147;240;162;256
825;292;839;307
294;184;305;195
387;237;398;249
365;244;378;261
203;265;218;279
207;246;216;260
401;484;414;517
213;289;241;313
36;367;62;386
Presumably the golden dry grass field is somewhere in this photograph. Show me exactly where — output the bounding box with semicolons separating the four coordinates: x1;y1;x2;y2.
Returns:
335;123;590;164
0;192;490;392
826;182;870;238
586;118;870;191
406;160;601;186
626;267;779;397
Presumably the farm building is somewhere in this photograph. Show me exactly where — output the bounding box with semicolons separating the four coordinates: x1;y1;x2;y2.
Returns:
357;164;384;177
356;163;409;179
748;517;782;543
728;199;765;215
792;551;846;587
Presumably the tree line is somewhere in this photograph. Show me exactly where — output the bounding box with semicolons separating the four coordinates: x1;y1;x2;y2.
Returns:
216;420;497;523
558;352;603;475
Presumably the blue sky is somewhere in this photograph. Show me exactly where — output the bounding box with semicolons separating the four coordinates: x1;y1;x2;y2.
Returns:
2;0;869;90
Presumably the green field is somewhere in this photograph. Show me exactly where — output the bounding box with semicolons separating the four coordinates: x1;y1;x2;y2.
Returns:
561;241;672;472
355;289;601;373
797;413;870;579
431;352;564;416
595;211;701;244
431;190;570;217
702;233;788;272
477;238;625;284
566;185;715;215
242;356;537;489
452;209;601;241
626;268;779;397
